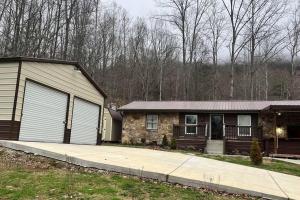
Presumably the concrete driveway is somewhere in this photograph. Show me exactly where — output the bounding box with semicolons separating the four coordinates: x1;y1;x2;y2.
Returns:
1;141;299;200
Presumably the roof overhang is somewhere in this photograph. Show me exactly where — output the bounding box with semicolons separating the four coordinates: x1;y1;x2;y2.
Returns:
118;109;260;113
262;105;300;113
0;56;107;98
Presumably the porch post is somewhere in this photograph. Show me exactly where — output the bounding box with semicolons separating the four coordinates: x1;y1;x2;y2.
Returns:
273;112;278;154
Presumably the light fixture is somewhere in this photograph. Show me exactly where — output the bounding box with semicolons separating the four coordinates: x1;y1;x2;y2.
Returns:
276;127;286;138
277;112;282;116
276;127;283;135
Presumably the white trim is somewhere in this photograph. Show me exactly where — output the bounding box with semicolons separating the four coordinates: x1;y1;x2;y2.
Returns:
185;115;198;135
237;115;252;136
209;114;224;140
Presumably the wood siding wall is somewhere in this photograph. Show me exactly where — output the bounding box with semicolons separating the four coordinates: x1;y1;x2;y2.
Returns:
0;121;20;140
178;113;258;134
225;140;263;155
178;113;260;154
0;62;19;120
266;139;300;155
16;62;105;134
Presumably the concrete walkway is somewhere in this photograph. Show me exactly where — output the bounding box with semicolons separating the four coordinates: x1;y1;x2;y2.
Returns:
273;158;300;165
1;141;300;200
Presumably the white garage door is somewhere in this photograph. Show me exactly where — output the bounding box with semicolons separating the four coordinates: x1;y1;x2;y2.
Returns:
70;98;100;145
19;81;68;143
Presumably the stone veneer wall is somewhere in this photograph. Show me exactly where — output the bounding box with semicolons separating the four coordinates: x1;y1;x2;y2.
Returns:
122;112;179;144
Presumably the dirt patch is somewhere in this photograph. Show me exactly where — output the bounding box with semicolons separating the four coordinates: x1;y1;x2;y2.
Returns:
0;146;102;173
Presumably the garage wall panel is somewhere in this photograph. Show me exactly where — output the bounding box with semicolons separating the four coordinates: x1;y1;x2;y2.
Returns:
0;62;19;120
16;62;104;133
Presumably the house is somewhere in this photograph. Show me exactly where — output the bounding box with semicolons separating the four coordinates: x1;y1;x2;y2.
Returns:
0;57;106;145
102;108;122;142
119;101;300;155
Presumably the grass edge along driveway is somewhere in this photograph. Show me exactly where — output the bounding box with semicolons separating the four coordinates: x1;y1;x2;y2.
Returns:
0;147;254;200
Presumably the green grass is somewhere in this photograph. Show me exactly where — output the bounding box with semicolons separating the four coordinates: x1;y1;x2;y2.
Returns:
201;155;300;177
0;168;250;200
0;148;251;200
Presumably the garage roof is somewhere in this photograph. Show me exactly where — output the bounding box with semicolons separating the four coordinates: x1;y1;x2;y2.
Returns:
119;101;300;112
0;57;107;98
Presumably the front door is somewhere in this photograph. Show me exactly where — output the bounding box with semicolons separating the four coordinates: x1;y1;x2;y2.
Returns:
211;114;223;140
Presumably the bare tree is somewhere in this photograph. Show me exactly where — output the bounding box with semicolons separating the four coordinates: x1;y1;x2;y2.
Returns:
206;0;225;100
150;20;177;100
63;0;76;60
222;0;252;99
287;4;300;99
0;0;296;103
156;0;191;66
246;0;286;99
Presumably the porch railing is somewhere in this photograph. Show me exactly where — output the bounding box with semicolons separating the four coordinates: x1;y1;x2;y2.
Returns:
224;125;263;140
173;124;208;139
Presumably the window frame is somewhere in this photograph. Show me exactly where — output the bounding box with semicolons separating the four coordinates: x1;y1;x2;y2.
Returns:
185;115;198;135
146;114;158;130
237;115;252;136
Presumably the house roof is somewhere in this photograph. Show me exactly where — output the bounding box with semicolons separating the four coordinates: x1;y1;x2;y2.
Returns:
0;56;107;98
119;101;300;112
108;109;122;121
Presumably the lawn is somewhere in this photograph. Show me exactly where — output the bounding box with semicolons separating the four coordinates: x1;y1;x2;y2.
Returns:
0;147;252;200
201;155;300;177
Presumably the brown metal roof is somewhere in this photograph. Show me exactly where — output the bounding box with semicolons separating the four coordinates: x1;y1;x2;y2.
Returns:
0;56;107;98
108;109;122;121
119;101;300;112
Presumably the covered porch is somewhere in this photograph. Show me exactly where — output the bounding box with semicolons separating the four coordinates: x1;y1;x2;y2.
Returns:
262;105;300;156
173;113;263;154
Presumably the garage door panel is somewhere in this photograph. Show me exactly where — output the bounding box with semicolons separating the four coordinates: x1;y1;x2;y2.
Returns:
24;100;66;110
22;107;65;119
70;98;100;145
19;81;68;143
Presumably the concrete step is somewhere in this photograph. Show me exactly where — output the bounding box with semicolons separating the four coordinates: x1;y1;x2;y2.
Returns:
206;140;224;154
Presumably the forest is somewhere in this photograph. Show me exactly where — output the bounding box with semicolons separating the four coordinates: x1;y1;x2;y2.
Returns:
0;0;299;105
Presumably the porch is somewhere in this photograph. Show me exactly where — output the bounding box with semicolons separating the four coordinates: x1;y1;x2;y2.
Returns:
262;105;300;155
173;123;263;154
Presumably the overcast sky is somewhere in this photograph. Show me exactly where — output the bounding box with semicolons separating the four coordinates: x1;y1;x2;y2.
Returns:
112;0;157;18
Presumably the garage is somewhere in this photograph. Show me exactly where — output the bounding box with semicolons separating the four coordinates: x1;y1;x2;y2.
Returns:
70;98;100;145
0;57;106;144
19;81;68;143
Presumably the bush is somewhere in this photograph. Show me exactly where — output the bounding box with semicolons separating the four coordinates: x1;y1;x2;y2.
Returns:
162;135;169;147
141;138;146;144
250;138;262;165
170;138;177;150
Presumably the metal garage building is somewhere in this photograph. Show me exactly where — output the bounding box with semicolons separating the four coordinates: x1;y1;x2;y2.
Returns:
0;57;106;145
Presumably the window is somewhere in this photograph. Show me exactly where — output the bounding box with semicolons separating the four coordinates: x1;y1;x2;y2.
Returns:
185;115;197;135
146;114;158;130
238;115;251;136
